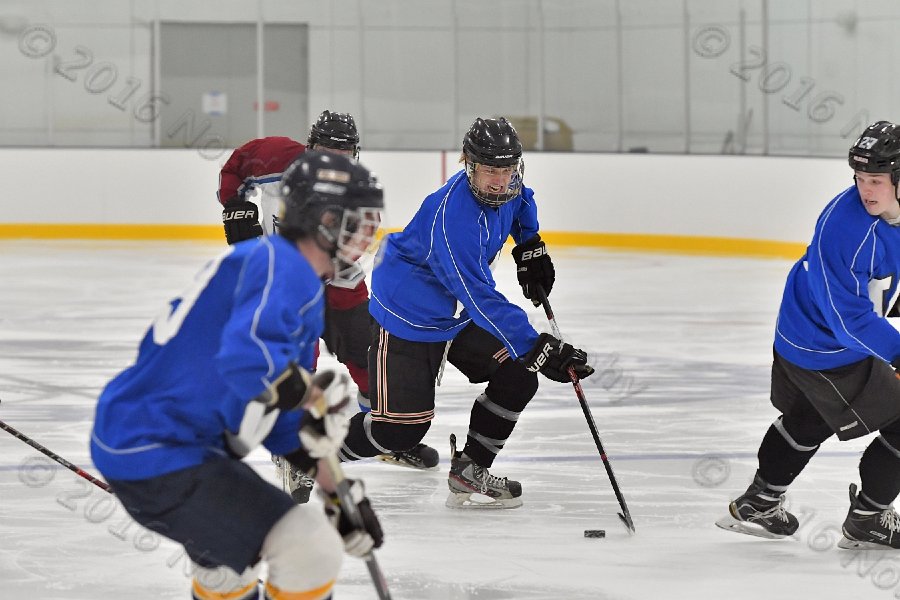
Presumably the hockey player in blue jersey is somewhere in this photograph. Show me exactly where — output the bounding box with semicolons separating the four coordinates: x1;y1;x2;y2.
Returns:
338;116;594;509
90;151;385;600
717;121;900;550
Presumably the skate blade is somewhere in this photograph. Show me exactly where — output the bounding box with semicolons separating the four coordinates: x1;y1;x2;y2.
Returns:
374;453;439;471
715;514;788;540
837;535;899;550
445;491;523;509
274;462;291;494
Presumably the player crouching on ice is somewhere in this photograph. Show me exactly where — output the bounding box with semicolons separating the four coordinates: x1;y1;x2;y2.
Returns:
717;121;900;550
338;116;594;509
90;152;385;599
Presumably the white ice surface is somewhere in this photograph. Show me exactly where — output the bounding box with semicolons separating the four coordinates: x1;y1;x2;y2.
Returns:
0;240;895;600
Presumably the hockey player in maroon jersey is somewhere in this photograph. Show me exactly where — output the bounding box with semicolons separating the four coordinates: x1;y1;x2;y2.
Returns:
217;111;439;504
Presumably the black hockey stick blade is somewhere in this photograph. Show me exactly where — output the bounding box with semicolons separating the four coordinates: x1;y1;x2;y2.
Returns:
619;512;635;534
533;287;637;535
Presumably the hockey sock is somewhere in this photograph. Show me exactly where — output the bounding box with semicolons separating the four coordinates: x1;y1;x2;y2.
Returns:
261;505;341;600
264;581;333;600
750;472;789;497
339;413;382;461
463;361;538;468
192;569;260;600
346;361;370;409
756;417;820;488
339;412;430;461
356;389;371;413
859;435;900;507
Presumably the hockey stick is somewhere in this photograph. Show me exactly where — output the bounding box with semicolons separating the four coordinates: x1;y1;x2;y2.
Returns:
304;392;392;600
3;395;392;596
321;452;393;600
0;414;112;493
534;285;636;534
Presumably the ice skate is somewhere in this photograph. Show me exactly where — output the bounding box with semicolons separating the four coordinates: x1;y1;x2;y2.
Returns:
838;483;900;550
273;455;315;505
375;443;440;470
445;433;522;509
716;474;798;539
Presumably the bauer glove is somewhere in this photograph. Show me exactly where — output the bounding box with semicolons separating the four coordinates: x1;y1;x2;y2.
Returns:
298;370;353;459
222;196;263;244
319;479;384;557
511;234;555;307
522;333;594;383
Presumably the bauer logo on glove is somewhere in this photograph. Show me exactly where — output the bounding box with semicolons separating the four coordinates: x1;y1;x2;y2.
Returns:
512;234;555;307
222;196;264;245
522;333;594;383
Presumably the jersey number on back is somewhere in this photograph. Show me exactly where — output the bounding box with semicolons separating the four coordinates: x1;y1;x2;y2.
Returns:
151;248;233;345
869;275;900;317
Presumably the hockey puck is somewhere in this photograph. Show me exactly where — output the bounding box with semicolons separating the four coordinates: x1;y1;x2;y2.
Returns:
584;529;606;538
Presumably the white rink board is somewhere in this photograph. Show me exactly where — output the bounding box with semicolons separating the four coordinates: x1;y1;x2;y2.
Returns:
0;149;851;244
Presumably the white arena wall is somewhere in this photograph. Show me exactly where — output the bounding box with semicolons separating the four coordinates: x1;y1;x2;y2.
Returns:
0;149;853;258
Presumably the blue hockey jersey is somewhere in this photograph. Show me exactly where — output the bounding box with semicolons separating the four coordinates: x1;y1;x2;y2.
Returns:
90;235;324;481
369;170;540;359
775;185;900;370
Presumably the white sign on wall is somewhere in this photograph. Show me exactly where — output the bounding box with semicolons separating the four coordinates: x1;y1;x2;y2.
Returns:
202;91;227;116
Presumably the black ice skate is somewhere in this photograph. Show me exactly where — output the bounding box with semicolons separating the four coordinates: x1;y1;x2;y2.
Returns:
446;433;522;509
376;443;440;470
715;474;799;539
273;455;314;504
838;483;900;550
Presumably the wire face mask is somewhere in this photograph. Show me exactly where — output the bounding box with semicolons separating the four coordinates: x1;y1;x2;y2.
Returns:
320;206;382;288
278;151;385;287
465;161;524;207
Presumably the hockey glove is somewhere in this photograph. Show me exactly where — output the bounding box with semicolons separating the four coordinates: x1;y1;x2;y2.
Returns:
225;362;312;458
319;479;384;557
222;196;263;245
522;333;594;383
298;370;353;459
512;234;555;307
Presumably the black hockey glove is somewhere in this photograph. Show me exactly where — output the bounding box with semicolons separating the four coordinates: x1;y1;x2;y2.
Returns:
258;362;312;412
222;196;263;245
522;333;594;383
511;234;555;307
319;479;384;558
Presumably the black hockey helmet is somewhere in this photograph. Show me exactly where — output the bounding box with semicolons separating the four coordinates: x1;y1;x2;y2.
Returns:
307;110;360;159
279;151;383;286
462;117;524;207
849;121;900;185
463;117;523;167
